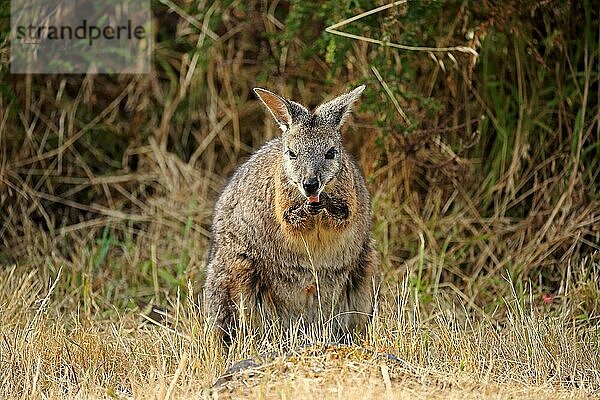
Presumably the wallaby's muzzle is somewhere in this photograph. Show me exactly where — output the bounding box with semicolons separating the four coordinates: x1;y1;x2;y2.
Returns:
302;177;319;196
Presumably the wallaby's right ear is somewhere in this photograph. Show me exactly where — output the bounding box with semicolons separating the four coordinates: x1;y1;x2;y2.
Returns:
254;88;306;132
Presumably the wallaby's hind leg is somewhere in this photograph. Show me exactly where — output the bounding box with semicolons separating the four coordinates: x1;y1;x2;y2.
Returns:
204;255;238;343
205;251;270;343
205;248;255;342
341;238;380;339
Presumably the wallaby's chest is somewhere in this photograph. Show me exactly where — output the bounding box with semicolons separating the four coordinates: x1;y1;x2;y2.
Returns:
282;221;358;267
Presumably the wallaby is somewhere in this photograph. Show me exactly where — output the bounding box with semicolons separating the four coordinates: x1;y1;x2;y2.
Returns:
203;85;379;342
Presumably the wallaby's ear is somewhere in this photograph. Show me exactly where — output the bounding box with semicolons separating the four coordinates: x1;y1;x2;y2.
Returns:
254;88;307;132
314;85;366;128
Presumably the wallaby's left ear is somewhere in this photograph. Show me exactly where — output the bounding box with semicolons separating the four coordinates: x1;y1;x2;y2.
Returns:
315;85;366;128
253;88;309;132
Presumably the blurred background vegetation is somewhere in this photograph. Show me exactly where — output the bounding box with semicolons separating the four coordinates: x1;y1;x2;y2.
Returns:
0;0;598;318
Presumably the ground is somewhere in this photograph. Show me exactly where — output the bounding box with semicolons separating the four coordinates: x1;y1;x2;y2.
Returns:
1;264;598;399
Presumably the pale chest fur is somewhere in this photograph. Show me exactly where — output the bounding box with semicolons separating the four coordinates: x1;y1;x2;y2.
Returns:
285;218;359;267
265;215;360;312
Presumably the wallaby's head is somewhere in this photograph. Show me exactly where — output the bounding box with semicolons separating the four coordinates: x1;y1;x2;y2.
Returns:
253;85;365;202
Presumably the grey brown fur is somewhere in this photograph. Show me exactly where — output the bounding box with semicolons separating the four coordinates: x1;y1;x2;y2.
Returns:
203;85;379;341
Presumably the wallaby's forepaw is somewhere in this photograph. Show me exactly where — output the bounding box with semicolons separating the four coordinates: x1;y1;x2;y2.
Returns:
303;193;349;220
305;201;326;215
326;200;349;220
318;193;349;220
283;203;310;226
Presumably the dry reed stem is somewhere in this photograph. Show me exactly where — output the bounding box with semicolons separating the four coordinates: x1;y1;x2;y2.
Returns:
325;1;478;55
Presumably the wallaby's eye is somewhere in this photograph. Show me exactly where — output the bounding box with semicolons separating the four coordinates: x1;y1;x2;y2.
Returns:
287;149;297;160
325;147;337;160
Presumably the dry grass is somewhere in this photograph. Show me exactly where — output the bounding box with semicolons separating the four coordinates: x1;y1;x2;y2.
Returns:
0;254;599;399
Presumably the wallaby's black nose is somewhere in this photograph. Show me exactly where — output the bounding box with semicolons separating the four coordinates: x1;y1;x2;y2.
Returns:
302;177;319;194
